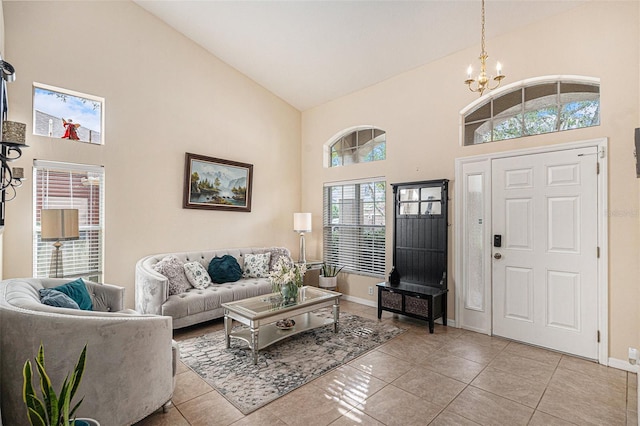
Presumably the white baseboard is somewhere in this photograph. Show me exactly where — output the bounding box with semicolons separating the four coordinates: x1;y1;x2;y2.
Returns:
342;295;456;327
608;357;639;373
342;294;376;307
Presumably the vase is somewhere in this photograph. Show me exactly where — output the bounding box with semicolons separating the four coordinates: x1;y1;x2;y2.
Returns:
75;419;100;426
280;282;298;304
319;275;337;290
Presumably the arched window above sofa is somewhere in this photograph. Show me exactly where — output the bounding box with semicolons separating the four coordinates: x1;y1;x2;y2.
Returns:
327;126;386;167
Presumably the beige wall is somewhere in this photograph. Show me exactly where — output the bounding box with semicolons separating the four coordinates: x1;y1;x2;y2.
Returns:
2;1;302;308
302;2;640;361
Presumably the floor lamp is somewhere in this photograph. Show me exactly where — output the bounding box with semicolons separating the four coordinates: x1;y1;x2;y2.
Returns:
293;212;312;264
41;209;79;278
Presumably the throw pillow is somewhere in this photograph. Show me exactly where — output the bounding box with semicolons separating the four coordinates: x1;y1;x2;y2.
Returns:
153;255;192;295
269;247;292;271
50;278;93;311
243;252;272;278
208;255;243;284
183;261;212;289
39;288;80;309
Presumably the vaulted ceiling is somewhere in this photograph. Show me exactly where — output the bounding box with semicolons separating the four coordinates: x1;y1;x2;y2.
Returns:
135;1;587;111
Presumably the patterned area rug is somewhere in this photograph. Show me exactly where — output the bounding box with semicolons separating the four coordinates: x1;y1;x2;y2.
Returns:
179;311;405;414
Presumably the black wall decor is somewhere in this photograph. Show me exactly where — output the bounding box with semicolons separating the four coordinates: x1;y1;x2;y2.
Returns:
377;179;449;333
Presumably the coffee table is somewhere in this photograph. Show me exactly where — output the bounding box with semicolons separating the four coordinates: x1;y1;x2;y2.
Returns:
222;286;341;364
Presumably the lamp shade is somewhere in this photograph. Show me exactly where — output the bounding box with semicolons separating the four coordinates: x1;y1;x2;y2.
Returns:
41;209;79;241
293;212;312;232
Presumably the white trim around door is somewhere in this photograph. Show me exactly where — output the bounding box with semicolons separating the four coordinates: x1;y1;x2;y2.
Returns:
454;138;608;365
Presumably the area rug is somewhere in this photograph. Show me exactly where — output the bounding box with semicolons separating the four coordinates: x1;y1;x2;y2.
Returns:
179;311;405;414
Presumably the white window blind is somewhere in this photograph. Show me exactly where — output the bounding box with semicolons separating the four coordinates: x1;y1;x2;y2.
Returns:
323;179;386;277
33;160;104;281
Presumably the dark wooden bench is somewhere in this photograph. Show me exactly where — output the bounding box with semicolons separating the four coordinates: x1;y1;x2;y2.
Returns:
377;281;447;333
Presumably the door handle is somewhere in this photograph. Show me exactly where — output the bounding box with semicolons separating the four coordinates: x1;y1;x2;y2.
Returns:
494;253;502;260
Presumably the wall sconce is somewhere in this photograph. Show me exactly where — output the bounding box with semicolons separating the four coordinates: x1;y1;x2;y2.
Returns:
0;56;25;227
1;121;28;199
293;212;312;264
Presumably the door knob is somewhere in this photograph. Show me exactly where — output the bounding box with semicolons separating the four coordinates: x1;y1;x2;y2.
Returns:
494;253;502;259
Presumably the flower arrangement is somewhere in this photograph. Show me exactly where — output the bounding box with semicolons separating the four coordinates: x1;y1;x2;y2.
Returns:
269;257;307;292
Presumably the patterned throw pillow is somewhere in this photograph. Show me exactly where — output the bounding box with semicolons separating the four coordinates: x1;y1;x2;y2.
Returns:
242;252;272;278
269;247;292;271
183;261;212;289
152;255;192;295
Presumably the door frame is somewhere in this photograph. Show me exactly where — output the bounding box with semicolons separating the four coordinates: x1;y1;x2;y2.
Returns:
454;138;608;365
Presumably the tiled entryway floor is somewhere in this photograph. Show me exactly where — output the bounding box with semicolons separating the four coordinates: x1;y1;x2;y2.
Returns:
136;300;637;426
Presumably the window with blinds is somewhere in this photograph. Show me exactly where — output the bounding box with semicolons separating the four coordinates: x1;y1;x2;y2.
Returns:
33;160;104;281
323;179;386;277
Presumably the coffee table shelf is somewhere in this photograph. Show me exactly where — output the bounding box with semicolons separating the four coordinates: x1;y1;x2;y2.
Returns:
222;286;341;364
229;311;336;351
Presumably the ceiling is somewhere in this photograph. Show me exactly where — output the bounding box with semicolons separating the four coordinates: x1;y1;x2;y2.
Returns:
135;0;587;111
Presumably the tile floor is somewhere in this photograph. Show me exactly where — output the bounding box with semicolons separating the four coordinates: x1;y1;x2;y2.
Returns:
136;300;638;426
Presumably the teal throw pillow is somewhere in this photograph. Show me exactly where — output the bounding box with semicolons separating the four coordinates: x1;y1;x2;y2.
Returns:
208;255;242;284
39;288;80;310
51;278;93;311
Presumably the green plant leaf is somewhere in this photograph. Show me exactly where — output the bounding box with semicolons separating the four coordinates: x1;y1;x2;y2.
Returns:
26;406;47;426
69;397;84;419
35;353;58;424
23;351;48;425
24;394;47;426
69;345;87;400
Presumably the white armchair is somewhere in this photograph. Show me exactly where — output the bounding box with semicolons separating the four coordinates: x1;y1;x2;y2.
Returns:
0;278;177;426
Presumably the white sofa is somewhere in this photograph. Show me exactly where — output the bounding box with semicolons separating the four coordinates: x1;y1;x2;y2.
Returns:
135;247;290;329
0;278;176;426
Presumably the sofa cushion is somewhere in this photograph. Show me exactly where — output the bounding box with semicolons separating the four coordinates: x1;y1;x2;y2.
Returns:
153;255;193;295
183;261;211;289
242;252;271;278
161;278;272;320
208;255;243;284
269;247;291;271
51;278;93;310
39;288;80;309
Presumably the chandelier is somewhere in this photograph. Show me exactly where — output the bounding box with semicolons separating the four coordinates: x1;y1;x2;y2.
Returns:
464;0;505;95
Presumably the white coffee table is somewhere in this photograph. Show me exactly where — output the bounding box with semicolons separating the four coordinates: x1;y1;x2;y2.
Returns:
222;286;341;364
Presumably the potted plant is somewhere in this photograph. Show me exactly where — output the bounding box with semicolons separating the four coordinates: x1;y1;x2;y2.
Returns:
270;257;307;303
23;343;99;426
319;264;344;289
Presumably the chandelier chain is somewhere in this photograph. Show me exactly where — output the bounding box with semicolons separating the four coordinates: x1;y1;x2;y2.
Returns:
464;0;505;95
480;0;486;57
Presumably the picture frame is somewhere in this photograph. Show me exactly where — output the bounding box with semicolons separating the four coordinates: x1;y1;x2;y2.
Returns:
32;82;105;145
183;153;253;212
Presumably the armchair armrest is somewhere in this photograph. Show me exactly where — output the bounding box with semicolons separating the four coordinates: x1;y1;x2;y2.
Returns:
84;280;124;312
135;257;169;315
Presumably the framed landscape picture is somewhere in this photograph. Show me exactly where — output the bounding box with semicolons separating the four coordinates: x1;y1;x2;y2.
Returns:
183;153;253;212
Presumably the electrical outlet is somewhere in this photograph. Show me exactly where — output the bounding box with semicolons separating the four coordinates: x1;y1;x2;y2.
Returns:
629;347;638;365
368;286;374;295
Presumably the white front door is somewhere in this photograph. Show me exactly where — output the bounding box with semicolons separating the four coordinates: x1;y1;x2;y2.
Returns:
491;147;599;359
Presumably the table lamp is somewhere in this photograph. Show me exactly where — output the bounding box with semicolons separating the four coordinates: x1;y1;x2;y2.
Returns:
41;209;79;278
293;212;312;264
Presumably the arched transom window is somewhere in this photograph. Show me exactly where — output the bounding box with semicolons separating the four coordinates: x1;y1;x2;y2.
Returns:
329;127;386;167
462;76;600;146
